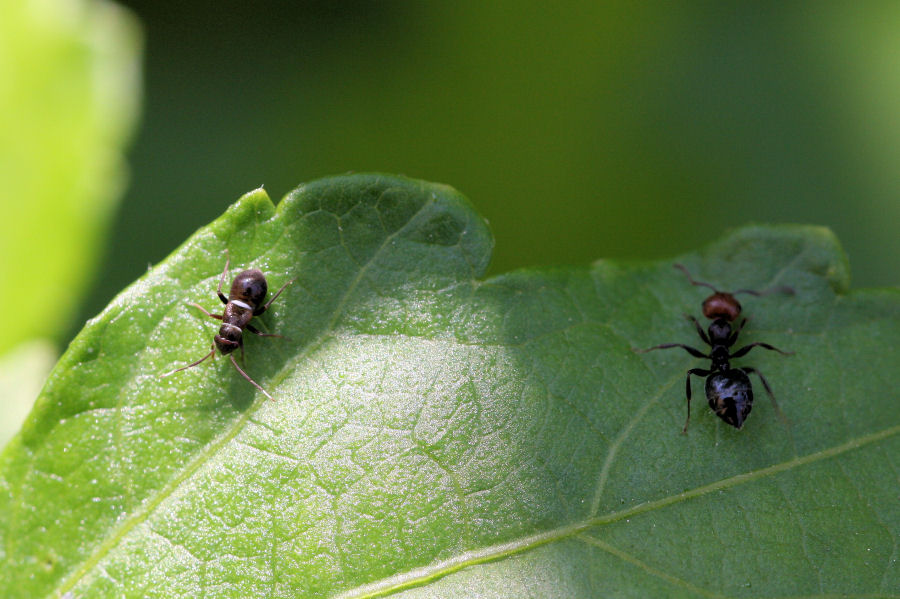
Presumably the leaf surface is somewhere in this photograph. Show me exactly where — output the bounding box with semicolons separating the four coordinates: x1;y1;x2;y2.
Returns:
1;175;897;598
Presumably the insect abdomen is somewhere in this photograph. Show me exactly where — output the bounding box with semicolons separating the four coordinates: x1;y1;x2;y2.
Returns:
706;370;753;429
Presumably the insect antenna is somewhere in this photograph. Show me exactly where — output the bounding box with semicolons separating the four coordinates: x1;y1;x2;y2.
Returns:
160;345;216;378
732;284;795;297
673;263;718;292
675;263;794;297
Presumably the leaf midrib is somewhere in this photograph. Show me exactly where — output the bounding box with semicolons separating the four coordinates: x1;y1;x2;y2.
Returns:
335;423;900;599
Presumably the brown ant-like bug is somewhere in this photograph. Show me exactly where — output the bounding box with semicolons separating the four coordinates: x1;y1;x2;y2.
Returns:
160;253;294;400
636;264;794;433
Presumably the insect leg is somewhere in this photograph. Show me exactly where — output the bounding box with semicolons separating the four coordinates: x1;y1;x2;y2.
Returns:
684;314;711;345
683;368;711;433
189;302;223;320
229;354;274;400
246;324;284;338
741;366;789;426
256;277;296;315
217;252;231;304
635;343;710;359
728;318;748;345
731;341;793;358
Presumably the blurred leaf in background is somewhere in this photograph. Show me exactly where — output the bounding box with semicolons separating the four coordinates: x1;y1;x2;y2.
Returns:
89;0;899;334
0;0;141;445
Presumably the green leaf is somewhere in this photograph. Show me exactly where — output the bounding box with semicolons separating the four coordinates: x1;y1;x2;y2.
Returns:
0;0;141;353
0;0;141;450
2;174;897;598
0;341;56;450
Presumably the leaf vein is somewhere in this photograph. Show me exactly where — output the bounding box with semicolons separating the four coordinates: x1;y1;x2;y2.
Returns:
334;424;900;599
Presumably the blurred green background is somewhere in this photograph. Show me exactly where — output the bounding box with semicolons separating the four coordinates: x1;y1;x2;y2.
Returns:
93;0;898;336
2;1;900;415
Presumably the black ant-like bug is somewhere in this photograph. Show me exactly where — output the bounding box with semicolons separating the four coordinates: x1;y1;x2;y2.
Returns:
160;253;294;400
636;263;794;433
